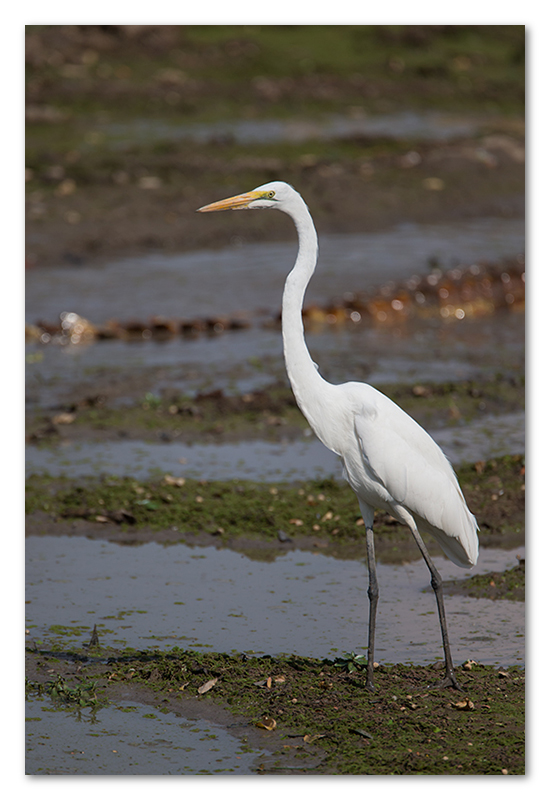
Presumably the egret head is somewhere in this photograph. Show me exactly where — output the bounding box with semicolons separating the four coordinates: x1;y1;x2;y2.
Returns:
197;181;297;213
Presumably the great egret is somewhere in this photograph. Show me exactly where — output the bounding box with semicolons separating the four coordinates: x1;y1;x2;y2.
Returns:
198;181;479;691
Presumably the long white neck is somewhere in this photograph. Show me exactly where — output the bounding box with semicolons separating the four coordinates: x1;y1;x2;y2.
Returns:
281;196;333;428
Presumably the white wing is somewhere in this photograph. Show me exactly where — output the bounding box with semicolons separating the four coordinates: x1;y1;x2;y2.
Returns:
353;394;478;568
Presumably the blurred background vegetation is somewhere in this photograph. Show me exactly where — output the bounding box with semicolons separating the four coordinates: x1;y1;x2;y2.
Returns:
25;24;525;267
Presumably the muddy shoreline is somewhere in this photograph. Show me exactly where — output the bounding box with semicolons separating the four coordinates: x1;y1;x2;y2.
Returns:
26;135;524;270
26;26;525;269
25;645;524;774
25;25;525;775
25;454;525;569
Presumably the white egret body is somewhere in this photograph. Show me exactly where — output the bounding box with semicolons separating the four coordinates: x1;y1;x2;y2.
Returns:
198;181;479;690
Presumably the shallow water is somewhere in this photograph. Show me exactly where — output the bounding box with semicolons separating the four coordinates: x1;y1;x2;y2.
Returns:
25;310;525;417
100;110;498;149
25;408;524;481
25;215;525;436
25;210;525;774
26;536;524;667
25;436;337;480
25;695;270;775
25;219;525;325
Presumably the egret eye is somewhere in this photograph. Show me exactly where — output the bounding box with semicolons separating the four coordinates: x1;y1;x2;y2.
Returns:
267;190;276;198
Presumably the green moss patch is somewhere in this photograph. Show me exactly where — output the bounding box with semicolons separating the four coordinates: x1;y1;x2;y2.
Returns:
26;26;524;267
25;455;524;567
445;561;524;601
26;376;524;446
26;25;525;122
26;645;524;774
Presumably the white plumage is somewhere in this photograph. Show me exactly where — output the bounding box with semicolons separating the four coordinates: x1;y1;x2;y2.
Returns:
198;180;479;690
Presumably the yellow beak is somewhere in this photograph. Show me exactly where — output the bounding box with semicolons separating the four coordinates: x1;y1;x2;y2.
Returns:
197;190;265;213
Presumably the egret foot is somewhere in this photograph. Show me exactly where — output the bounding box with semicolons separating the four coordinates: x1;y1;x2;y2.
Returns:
430;672;463;691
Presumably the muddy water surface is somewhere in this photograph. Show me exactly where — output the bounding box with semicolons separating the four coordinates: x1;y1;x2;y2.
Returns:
25;311;525;416
26;535;524;667
25;215;525;656
26;696;270;775
26;218;524;324
25;411;525;481
25;217;524;443
99;111;502;150
25;214;524;775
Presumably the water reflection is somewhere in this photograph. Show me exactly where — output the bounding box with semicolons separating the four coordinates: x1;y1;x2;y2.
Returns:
100;111;495;149
25;408;524;481
25;310;524;414
26;536;524;667
25;696;269;775
26;219;525;324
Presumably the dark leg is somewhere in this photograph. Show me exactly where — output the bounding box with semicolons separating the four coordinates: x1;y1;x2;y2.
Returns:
365;526;379;691
409;527;461;690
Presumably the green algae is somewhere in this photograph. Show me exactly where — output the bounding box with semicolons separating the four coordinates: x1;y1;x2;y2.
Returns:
25;472;374;541
445;561;525;602
27;382;306;444
25;645;525;774
25;26;524;268
25;454;525;558
26;25;525;126
26;674;102;709
26;375;524;445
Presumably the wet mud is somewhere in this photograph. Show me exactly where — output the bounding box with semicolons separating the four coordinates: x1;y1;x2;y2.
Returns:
25;645;524;775
25;25;524;775
26;25;524;268
25;455;524;566
444;559;524;602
